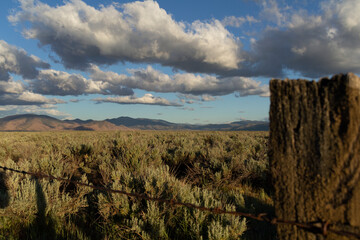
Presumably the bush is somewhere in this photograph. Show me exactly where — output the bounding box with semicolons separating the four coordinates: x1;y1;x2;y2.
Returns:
0;131;273;239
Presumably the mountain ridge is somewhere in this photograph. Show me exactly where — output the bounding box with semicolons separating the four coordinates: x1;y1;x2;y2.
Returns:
0;114;269;131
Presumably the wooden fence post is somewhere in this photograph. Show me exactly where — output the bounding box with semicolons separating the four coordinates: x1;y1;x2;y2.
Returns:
269;73;360;240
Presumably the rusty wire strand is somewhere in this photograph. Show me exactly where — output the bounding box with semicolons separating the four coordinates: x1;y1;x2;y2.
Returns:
0;165;359;239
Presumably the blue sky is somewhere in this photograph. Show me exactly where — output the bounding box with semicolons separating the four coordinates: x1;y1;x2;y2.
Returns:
0;0;359;124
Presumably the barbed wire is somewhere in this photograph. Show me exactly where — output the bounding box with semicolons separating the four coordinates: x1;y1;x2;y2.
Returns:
0;165;359;239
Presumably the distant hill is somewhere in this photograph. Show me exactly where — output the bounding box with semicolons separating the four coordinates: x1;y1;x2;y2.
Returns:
0;114;130;131
190;120;269;131
0;114;269;131
106;117;184;130
106;116;269;131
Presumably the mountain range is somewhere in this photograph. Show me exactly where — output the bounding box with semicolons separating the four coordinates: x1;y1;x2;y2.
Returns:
0;114;269;131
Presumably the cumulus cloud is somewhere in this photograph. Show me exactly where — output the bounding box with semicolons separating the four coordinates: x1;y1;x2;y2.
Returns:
0;40;70;113
0;40;49;81
10;0;242;73
0;40;65;106
0;80;24;94
240;0;360;78
7;0;360;81
90;65;269;97
0;76;64;105
93;93;182;106
29;69;94;96
0;91;64;105
28;69;133;96
17;91;61;104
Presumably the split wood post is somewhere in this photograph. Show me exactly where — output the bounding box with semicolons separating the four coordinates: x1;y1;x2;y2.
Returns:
269;73;360;240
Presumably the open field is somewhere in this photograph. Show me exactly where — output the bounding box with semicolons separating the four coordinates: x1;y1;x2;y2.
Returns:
0;131;274;240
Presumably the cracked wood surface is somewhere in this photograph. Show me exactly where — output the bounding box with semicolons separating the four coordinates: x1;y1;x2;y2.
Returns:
269;73;360;240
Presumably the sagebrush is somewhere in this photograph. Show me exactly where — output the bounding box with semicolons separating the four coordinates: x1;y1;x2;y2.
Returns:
0;131;274;240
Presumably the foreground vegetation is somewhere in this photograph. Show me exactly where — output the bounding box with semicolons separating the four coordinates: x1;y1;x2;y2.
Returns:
0;131;274;239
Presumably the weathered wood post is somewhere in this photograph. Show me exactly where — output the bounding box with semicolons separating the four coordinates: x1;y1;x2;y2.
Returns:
269;73;360;239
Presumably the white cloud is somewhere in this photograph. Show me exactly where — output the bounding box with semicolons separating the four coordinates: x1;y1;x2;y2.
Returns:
0;80;24;94
0;40;49;81
177;93;217;103
90;65;269;97
0;40;66;106
6;0;360;90
241;0;360;78
222;15;259;28
291;46;306;55
324;0;360;31
259;0;285;26
17;91;64;104
201;94;217;101
0;91;64;105
0;39;268;103
29;69;133;96
10;0;242;73
326;27;338;39
0;77;64;105
92;93;182;106
30;69;94;96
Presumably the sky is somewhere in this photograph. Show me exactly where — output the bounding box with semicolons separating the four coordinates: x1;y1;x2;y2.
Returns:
0;0;359;124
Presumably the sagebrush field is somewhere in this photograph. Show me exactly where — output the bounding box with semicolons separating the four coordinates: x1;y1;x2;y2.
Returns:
0;131;274;240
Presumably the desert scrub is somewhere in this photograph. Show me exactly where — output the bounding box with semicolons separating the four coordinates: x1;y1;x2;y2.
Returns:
0;158;90;239
0;130;273;239
97;164;247;240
